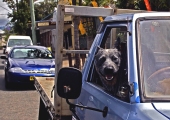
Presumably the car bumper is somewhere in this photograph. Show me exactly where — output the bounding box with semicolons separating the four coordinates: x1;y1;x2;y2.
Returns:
7;72;54;84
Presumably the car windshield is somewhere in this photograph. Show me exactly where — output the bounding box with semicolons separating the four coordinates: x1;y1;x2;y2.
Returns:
8;39;31;47
139;19;170;98
10;48;54;59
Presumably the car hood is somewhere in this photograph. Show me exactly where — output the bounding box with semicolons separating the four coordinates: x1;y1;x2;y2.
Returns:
152;103;170;119
129;103;170;120
10;59;55;69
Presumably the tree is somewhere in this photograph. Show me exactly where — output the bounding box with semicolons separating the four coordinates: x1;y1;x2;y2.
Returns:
115;0;169;11
34;0;57;21
83;0;145;10
5;0;57;35
6;0;31;35
149;0;169;11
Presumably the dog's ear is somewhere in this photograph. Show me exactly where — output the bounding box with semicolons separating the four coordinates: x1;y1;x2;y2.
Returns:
114;37;121;51
97;46;101;50
95;46;103;55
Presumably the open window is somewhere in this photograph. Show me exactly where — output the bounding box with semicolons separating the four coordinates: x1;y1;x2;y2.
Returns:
87;25;129;102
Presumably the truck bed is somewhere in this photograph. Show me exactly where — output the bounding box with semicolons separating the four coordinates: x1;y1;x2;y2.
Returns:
34;77;56;119
34;77;55;104
34;59;72;107
34;60;73;119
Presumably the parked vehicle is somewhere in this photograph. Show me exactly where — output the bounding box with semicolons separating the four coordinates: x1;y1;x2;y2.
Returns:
57;12;170;120
3;35;33;54
0;45;55;89
35;5;170;120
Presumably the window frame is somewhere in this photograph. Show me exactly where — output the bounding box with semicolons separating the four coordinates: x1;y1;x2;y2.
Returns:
85;23;129;101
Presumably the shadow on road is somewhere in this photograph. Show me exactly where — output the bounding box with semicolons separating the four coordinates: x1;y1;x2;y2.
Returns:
6;84;36;91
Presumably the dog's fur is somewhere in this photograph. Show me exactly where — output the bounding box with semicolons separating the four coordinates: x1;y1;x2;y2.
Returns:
94;38;130;102
94;46;121;92
94;38;129;101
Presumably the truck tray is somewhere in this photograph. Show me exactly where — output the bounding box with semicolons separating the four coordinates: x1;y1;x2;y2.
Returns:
34;77;56;119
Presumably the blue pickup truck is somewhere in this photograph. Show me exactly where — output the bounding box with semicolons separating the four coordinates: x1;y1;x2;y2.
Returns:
57;12;170;120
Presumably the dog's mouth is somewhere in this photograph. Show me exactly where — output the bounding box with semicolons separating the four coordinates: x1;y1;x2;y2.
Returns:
99;68;117;81
105;74;114;81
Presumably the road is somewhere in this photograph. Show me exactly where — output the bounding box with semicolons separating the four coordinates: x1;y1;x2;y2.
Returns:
0;50;39;120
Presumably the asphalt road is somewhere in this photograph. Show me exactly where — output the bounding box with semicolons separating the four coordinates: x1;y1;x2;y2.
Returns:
0;50;39;120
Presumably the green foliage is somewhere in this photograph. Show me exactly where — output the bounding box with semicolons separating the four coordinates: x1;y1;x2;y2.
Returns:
4;0;170;36
84;0;170;11
6;0;30;35
116;0;170;11
5;0;57;35
34;1;57;21
150;0;169;11
83;0;144;9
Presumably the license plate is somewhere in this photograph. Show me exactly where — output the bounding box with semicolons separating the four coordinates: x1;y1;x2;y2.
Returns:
30;76;34;81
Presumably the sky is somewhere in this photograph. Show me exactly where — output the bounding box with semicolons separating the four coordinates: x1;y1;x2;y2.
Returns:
0;0;12;28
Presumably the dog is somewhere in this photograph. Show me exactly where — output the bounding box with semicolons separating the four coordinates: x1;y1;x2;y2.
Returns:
94;45;121;92
94;39;129;100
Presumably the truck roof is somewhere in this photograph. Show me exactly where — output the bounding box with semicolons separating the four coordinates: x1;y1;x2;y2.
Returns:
104;12;170;23
12;45;47;49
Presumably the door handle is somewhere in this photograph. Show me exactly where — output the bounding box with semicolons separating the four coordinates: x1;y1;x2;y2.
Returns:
89;96;94;102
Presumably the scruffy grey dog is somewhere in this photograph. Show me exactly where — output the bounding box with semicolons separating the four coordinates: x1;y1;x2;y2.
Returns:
94;46;121;92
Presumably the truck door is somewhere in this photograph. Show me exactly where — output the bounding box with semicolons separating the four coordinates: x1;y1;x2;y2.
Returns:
76;24;132;120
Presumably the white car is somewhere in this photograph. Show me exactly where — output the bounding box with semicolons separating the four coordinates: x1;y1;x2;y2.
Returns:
4;35;33;54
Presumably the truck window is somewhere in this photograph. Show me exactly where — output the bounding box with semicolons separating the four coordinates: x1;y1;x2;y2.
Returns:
87;26;129;102
8;39;32;47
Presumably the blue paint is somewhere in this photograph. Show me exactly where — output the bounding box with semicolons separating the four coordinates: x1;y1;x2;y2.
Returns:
135;96;140;103
134;82;138;91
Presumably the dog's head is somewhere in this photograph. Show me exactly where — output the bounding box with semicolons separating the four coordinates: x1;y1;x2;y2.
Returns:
94;47;121;91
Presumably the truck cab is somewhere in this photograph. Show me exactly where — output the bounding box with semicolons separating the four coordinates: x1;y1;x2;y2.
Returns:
57;12;170;120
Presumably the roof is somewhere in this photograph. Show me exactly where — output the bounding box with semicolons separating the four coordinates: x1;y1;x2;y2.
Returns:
103;12;170;23
8;35;31;39
104;13;134;22
11;45;47;49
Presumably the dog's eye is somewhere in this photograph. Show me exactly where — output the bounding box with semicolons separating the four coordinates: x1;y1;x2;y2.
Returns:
99;56;106;63
111;56;118;61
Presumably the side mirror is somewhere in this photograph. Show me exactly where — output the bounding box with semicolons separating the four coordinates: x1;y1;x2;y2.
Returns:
0;55;7;59
57;68;108;119
57;67;82;99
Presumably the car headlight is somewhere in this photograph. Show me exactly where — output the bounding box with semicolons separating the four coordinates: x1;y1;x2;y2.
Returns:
48;68;55;74
9;67;25;73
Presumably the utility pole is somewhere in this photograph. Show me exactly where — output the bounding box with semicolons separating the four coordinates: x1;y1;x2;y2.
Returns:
30;0;37;44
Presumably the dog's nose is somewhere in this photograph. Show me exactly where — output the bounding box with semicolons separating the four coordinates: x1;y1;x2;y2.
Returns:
104;67;115;74
106;66;114;70
104;66;118;74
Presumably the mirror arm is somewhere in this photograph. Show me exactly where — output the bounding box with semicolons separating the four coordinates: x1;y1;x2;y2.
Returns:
64;86;108;117
67;99;80;120
66;98;108;118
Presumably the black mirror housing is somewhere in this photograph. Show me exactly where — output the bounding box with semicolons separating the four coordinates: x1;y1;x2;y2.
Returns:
57;67;82;99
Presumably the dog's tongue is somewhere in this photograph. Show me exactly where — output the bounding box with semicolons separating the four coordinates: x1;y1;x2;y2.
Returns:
105;74;113;81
